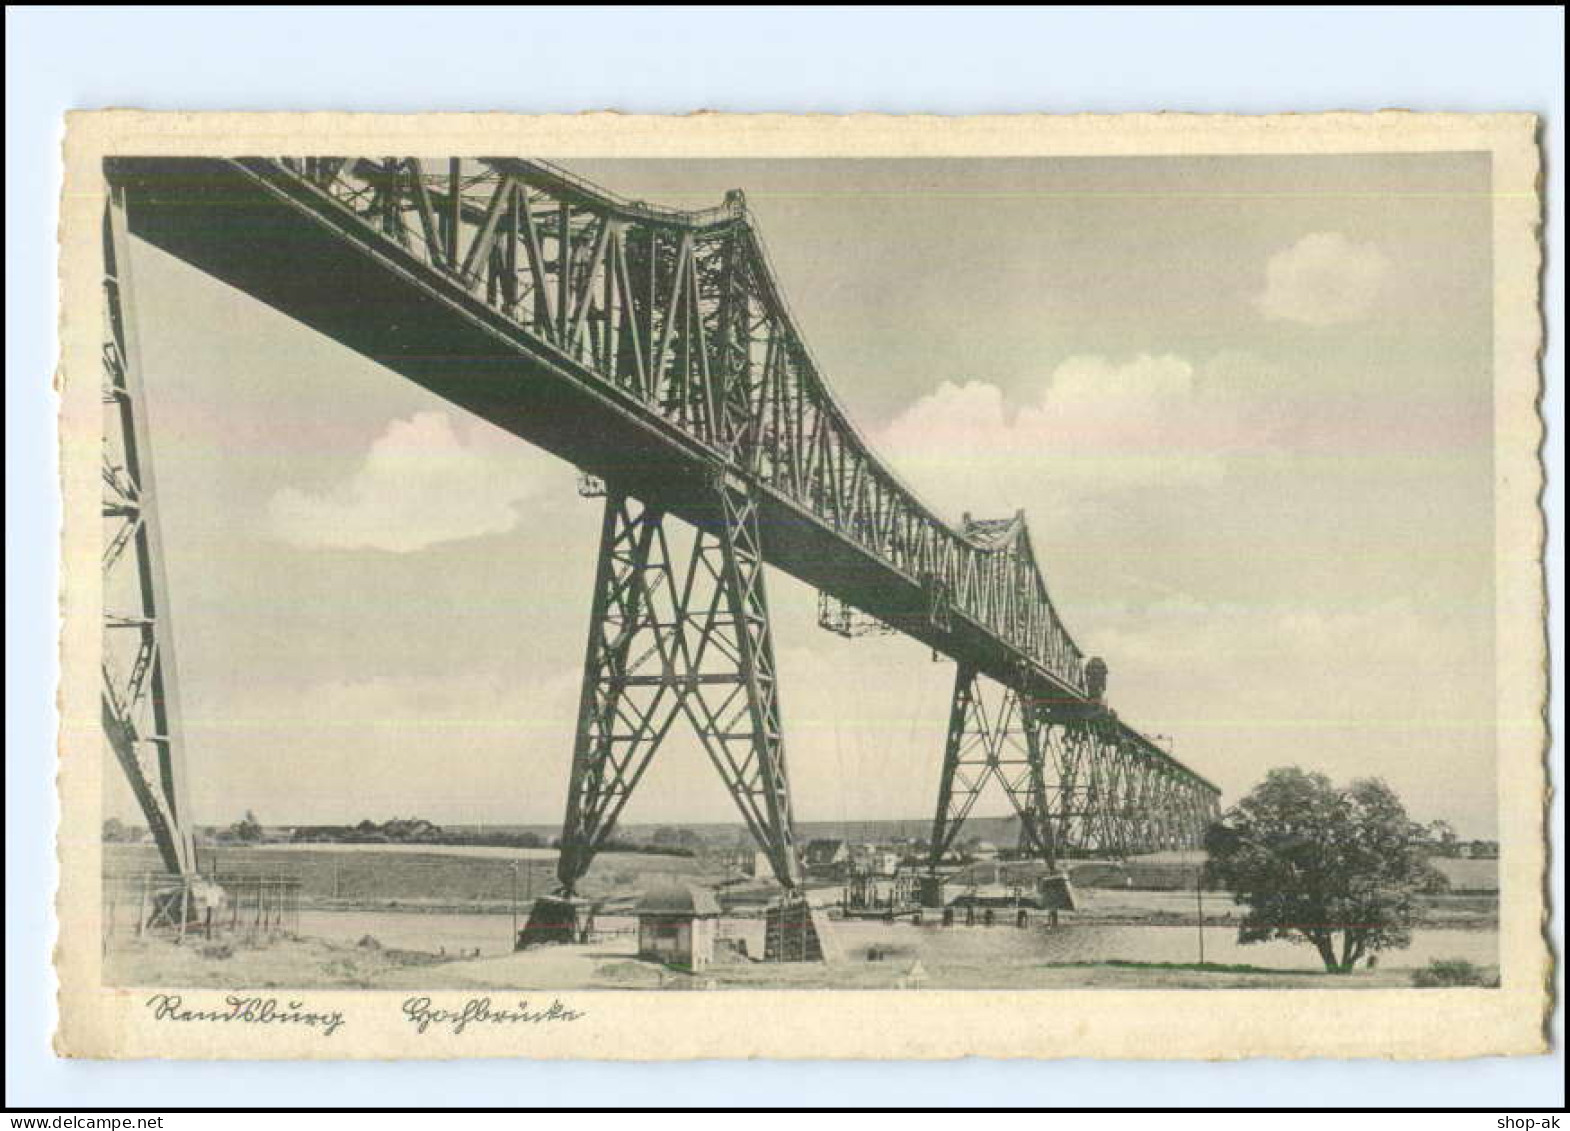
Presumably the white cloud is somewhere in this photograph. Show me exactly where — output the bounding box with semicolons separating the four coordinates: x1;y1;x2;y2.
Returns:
1254;232;1390;326
877;353;1275;516
268;411;550;552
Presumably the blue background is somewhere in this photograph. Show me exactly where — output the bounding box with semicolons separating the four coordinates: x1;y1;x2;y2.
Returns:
7;5;1563;1110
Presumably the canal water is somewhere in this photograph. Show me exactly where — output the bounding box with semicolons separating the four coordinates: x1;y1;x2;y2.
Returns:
296;909;1496;972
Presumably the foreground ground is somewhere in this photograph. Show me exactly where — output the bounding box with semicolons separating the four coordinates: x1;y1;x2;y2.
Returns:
104;932;451;989
104;919;1479;992
101;841;1496;989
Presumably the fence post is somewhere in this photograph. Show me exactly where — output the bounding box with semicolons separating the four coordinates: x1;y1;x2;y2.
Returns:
136;872;149;938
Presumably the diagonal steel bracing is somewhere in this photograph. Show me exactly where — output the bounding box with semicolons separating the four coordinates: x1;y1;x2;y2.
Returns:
554;494;687;889
928;668;1219;869
209;156;1096;702
1038;712;1221;857
555;478;802;895
927;665;1057;871
101;192;196;877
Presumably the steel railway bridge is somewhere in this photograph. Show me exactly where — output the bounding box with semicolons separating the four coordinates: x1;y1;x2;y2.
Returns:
101;156;1220;950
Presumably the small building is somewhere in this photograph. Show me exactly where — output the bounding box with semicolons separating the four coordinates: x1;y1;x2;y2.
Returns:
803;838;851;880
849;844;902;877
635;883;722;969
843;871;921;916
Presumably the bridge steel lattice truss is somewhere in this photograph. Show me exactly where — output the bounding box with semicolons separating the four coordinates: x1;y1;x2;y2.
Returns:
101;156;1221;896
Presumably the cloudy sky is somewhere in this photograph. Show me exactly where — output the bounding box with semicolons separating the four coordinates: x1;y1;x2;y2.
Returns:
106;153;1498;837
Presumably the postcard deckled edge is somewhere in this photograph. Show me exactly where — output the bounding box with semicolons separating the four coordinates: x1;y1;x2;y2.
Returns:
54;111;1549;1060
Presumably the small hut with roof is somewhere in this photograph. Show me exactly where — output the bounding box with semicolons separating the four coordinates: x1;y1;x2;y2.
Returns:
635;883;722;968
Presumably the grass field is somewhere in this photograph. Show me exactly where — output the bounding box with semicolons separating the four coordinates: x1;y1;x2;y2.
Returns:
104;842;725;910
1427;856;1500;892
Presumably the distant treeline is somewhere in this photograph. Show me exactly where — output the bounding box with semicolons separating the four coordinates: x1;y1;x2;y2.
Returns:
289;822;547;848
284;817;696;856
289;817;532;846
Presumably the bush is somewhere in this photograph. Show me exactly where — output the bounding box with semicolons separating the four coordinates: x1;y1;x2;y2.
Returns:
1411;957;1496;987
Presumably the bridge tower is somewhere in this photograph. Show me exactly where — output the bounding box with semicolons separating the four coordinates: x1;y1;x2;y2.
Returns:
522;473;828;961
925;664;1058;881
922;657;1220;907
100;191;197;878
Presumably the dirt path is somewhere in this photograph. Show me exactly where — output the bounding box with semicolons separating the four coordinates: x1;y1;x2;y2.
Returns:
370;939;638;990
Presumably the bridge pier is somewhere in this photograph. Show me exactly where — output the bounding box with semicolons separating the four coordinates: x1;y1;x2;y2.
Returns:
532;479;828;956
924;664;1219;895
926;664;1057;877
100;191;196;878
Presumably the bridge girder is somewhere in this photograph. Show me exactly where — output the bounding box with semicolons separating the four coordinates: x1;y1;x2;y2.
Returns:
928;667;1220;869
97;154;1221;896
106;155;1098;708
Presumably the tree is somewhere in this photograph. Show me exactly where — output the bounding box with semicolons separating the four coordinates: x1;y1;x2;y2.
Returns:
1203;767;1446;973
651;826;702;850
230;809;263;843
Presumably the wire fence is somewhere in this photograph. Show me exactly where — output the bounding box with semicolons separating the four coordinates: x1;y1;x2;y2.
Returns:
103;846;572;909
103;871;302;942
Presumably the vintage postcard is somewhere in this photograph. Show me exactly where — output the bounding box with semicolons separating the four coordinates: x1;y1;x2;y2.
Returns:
55;111;1549;1060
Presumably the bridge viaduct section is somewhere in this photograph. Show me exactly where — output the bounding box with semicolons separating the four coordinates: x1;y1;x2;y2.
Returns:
100;157;1220;934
